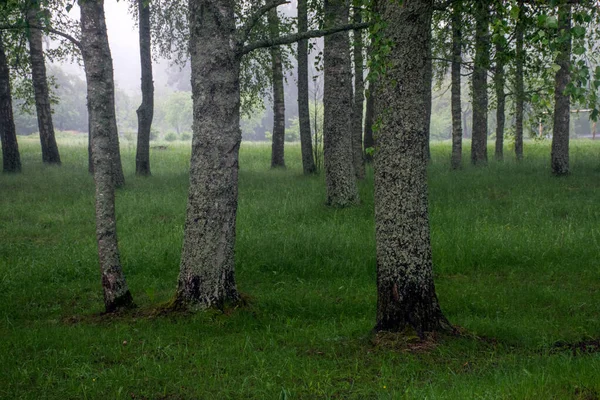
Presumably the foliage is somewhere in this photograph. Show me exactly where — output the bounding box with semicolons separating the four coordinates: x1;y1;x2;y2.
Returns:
162;91;192;135
164;132;177;142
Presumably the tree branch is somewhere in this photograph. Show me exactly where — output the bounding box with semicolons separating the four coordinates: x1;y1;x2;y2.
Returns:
0;24;81;49
241;21;371;55
238;0;290;46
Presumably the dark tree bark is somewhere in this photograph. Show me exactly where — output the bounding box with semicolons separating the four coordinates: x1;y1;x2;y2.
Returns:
515;0;524;161
351;1;365;179
323;0;359;207
471;0;490;166
88;112;93;174
297;0;316;174
135;0;154;176
494;41;506;161
175;0;241;309
0;34;21;174
27;5;61;165
551;5;571;176
363;80;375;162
79;0;133;312
269;8;285;169
424;38;432;161
374;0;451;336
450;4;462;170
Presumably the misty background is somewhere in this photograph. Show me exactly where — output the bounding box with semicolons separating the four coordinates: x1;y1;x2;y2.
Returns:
12;1;596;141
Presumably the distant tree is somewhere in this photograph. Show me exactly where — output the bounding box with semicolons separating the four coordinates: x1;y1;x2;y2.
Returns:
471;0;490;166
323;0;359;207
363;80;375;162
493;6;507;162
135;0;154;176
373;0;451;335
551;4;572;176
297;0;317;174
514;0;525;161
351;0;365;179
0;32;21;173
450;2;462;170
26;2;61;165
49;67;88;132
164;91;192;135
79;0;133;312
268;8;286;168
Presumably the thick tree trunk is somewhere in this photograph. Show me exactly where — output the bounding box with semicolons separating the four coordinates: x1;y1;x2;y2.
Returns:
297;0;316;174
515;0;524;161
135;0;154;176
88;113;93;174
27;5;61;165
494;41;505;161
450;4;462;170
374;0;451;336
363;80;375;162
351;2;365;179
551;5;571;176
424;40;432;161
269;9;285;169
79;0;133;312
471;1;489;166
175;0;240;309
323;0;359;207
0;34;21;174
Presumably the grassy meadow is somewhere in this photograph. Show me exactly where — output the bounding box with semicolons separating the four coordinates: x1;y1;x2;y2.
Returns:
1;137;600;399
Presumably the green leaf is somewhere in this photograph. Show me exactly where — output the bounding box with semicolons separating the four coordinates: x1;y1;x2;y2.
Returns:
546;16;558;29
573;46;586;56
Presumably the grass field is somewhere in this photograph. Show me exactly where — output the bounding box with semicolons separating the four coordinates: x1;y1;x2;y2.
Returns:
1;137;600;399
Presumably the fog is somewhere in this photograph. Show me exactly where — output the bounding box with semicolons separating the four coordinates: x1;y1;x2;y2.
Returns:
37;0;313;141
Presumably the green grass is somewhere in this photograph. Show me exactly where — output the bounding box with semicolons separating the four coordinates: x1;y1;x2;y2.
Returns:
1;137;600;399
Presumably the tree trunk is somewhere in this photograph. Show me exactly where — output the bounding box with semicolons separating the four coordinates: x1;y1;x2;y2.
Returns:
88;111;93;174
323;0;359;207
551;5;571;176
175;0;241;309
471;0;489;166
424;38;432;161
450;4;462;170
27;5;61;165
363;80;375;162
374;0;451;336
269;9;285;169
135;0;154;176
79;2;124;187
494;41;505;161
79;0;133;312
515;0;524;161
297;0;316;174
351;1;365;179
0;34;21;174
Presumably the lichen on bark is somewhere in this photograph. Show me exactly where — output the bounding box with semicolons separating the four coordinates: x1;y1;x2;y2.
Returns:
80;0;133;313
373;0;451;336
323;0;359;207
175;0;241;309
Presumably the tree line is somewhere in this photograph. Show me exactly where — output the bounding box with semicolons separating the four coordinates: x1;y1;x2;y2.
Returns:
1;0;599;336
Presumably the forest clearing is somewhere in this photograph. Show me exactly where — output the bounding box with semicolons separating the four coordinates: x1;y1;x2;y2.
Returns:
1;140;599;399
